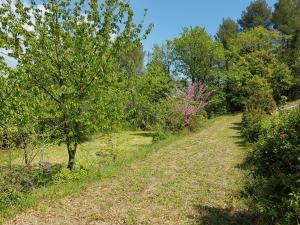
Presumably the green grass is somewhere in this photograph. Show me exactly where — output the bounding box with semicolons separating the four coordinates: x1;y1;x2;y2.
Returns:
0;131;153;167
1;115;253;225
0;129;187;223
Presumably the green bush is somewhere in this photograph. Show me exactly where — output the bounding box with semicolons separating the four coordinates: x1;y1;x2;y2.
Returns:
155;99;185;132
0;165;63;211
0;186;23;212
125;67;174;129
246;91;276;114
188;110;208;132
241;109;267;143
205;91;227;118
249;108;300;224
52;167;89;184
0;126;24;150
241;88;276;142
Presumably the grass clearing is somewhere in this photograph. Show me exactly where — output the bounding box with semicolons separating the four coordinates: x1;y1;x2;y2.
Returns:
0;128;197;223
2;114;253;225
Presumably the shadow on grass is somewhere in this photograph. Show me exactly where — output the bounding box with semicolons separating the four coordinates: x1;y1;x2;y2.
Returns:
187;120;259;225
227;135;248;148
230;122;242;131
228;122;254;171
190;206;258;225
228;122;249;148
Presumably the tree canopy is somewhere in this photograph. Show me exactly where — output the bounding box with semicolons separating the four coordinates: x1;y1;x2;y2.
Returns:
171;27;224;83
272;0;300;35
238;0;272;30
216;18;239;49
0;0;149;169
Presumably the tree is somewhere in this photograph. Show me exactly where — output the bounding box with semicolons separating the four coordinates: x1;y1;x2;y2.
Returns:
0;58;40;165
238;0;272;30
173;82;212;127
125;58;173;129
272;0;300;98
227;27;293;101
216;18;239;49
272;0;300;56
0;0;148;169
120;42;145;76
171;27;224;83
0;61;12;149
272;0;300;35
150;43;173;74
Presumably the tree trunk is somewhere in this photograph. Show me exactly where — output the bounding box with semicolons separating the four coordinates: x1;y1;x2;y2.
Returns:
67;143;77;170
24;145;29;166
22;135;30;166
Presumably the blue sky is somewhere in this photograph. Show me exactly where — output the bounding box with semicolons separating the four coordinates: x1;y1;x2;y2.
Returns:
129;0;277;52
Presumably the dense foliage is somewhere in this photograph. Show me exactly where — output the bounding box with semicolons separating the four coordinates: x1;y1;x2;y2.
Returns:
248;109;300;224
238;0;272;30
171;27;224;83
216;18;239;49
0;0;149;169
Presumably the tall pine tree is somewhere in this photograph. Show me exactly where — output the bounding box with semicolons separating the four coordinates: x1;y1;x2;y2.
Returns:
238;0;272;30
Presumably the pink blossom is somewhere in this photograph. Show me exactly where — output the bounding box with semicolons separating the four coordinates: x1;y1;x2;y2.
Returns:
172;82;213;127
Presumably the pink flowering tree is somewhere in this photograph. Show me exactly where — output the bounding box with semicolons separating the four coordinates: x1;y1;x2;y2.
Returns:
173;82;213;127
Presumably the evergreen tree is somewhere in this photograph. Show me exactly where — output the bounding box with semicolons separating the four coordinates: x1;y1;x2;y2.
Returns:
238;0;272;30
273;0;300;98
216;18;239;49
272;0;300;35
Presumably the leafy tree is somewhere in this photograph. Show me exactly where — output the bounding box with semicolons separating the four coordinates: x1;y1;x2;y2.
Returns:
272;0;300;61
223;69;250;112
0;61;10;130
150;43;173;74
229;26;283;54
171;27;224;83
216;18;239;49
120;42;145;76
126;59;173;129
0;59;40;165
227;27;293;101
0;64;12;149
238;0;272;30
243;76;276;113
0;0;148;169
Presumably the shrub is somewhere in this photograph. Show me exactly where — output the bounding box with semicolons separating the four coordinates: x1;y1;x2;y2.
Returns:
246;91;276;114
205;91;227;118
0;166;62;212
241;109;267;142
241;87;276;142
249;108;300;224
188;110;208;132
125;66;173;129
153;99;185;132
172;82;212;127
53;167;89;184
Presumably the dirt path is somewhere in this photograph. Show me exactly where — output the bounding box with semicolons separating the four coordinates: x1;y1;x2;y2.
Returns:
5;115;253;225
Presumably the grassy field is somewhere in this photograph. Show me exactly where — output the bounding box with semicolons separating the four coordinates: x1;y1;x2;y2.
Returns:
0;131;153;167
0;130;176;223
2;114;254;225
